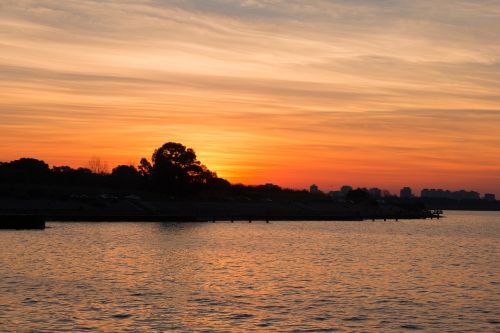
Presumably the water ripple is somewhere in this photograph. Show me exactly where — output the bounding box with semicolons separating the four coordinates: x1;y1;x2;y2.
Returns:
0;211;498;332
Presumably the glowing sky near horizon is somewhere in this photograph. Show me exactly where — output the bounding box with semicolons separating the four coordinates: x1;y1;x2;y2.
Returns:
1;0;500;195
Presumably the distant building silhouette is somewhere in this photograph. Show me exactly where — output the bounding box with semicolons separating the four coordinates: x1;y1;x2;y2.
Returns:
368;188;382;199
328;191;343;199
400;187;412;199
382;190;393;198
310;184;320;194
421;189;480;200
484;193;496;201
340;185;352;195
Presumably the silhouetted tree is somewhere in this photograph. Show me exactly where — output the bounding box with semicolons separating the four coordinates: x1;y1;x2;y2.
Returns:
138;158;153;177
141;142;217;194
52;166;73;174
206;176;231;189
51;165;102;186
111;165;141;188
52;165;76;185
88;156;108;174
0;158;50;183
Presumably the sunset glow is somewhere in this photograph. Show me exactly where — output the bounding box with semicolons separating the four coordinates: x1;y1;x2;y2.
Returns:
1;1;499;195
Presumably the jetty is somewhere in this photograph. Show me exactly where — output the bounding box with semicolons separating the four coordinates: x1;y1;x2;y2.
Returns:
0;200;443;225
39;210;442;223
0;215;46;229
0;212;442;226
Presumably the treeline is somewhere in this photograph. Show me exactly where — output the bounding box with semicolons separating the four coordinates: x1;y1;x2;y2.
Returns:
0;143;229;194
0;142;318;201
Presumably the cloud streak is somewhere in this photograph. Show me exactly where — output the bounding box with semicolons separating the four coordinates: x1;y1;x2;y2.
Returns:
1;0;499;194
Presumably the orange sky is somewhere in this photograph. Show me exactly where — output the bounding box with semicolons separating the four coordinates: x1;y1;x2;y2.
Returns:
1;0;499;196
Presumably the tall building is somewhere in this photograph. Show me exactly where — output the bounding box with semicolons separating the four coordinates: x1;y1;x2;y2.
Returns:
400;187;412;198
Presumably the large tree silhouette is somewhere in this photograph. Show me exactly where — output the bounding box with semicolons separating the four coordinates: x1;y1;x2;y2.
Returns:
141;142;217;193
0;158;49;183
111;165;141;188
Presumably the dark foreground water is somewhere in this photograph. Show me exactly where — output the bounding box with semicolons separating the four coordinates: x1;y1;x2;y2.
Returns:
0;211;499;332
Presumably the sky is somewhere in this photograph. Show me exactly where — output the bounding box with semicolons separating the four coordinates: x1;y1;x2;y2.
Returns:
1;0;500;195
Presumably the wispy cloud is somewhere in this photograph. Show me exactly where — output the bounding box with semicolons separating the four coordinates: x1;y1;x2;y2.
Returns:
1;0;499;194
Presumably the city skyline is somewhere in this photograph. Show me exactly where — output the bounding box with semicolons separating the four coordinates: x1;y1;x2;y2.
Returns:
311;183;495;200
1;1;499;196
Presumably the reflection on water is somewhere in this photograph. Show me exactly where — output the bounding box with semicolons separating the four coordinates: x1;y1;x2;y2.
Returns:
0;211;499;332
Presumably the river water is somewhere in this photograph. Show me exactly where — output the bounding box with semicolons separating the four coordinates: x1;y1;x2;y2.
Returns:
0;211;498;332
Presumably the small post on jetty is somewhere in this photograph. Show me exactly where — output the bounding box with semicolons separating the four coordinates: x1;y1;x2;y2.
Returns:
431;209;443;220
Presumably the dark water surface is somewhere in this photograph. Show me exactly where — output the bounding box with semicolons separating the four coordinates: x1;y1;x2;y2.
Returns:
1;211;499;332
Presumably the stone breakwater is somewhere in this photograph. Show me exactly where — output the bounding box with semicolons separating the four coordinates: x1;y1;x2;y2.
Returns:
0;199;439;224
0;215;45;229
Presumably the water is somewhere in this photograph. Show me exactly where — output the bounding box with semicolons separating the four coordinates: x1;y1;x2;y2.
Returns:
0;211;498;332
